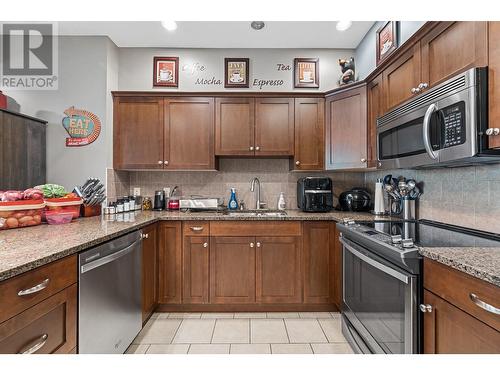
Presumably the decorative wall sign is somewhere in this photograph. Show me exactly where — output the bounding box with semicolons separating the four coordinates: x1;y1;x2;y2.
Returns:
376;21;399;66
62;106;101;147
153;56;179;87
294;58;319;88
224;58;250;88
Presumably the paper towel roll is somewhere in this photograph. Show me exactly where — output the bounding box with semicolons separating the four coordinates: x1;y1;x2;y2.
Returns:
374;179;385;214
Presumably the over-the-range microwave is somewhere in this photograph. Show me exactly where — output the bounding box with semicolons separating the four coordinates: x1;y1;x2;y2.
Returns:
377;67;500;169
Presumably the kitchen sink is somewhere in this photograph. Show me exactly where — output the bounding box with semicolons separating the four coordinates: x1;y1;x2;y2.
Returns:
223;210;287;217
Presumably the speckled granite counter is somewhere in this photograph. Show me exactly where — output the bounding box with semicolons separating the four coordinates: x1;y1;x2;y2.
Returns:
0;209;384;282
419;247;500;287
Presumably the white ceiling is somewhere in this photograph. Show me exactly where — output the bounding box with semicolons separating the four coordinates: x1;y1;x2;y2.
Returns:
57;21;375;49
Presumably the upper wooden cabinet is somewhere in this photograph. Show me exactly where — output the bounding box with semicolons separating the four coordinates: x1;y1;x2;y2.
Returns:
488;21;500;149
326;84;368;170
215;97;255;156
164;97;215;169
255;98;294;156
420;22;487;89
293;98;325;170
367;74;384;168
113;97;164;169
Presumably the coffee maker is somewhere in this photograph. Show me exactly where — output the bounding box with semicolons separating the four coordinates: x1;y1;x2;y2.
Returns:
297;177;333;212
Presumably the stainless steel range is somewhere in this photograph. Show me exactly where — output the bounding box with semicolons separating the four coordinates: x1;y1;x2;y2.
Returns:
337;219;500;354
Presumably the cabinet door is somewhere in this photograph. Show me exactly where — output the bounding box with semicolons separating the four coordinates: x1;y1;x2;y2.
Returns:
303;222;334;304
421;22;487;89
325;85;368;170
142;224;157;323
423;290;500;354
367;74;384;168
209;237;255;304
158;222;182;304
183;236;210;304
293;98;325;170
113;97;164;169
383;43;421;111
0;285;76;354
254;98;294;156
165;97;215;169
333;226;343;310
488;22;500;149
256;236;302;304
215;97;255;155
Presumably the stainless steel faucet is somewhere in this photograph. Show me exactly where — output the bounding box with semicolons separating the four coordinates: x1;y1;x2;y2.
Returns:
250;177;261;210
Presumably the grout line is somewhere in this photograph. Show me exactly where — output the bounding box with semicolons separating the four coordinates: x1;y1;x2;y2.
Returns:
317;318;330;343
170;319;183;344
282;318;291;344
209;319;217;343
144;344;151;354
310;343;315;354
187;344;191;354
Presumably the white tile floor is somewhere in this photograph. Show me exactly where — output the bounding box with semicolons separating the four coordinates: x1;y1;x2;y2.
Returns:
127;312;354;354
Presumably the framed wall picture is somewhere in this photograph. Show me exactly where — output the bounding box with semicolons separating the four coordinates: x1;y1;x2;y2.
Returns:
224;58;250;88
376;21;399;66
294;58;319;88
153;56;179;87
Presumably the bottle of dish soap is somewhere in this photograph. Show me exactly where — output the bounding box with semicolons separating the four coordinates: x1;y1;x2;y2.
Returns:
277;192;286;210
228;188;239;210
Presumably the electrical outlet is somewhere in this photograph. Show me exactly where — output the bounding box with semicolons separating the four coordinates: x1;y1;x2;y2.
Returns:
133;187;141;196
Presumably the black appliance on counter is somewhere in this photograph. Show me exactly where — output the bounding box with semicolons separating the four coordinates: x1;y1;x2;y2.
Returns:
338;188;372;212
297;177;333;212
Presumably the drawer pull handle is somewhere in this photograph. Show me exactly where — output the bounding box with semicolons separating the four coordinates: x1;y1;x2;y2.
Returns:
469;293;500;315
190;226;204;232
19;333;48;354
18;278;50;296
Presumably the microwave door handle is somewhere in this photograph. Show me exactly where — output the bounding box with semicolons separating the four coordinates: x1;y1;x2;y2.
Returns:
423;103;439;160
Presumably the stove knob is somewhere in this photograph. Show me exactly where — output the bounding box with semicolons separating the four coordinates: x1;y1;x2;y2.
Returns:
401;239;415;248
391;235;402;244
342;218;356;226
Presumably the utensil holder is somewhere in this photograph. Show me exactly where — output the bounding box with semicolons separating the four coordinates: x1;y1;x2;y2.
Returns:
81;204;102;217
402;198;416;220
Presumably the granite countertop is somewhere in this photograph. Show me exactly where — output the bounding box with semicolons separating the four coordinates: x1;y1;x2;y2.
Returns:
418;247;500;287
0;209;383;282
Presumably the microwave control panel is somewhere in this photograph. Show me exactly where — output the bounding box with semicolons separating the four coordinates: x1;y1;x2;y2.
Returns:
441;101;466;148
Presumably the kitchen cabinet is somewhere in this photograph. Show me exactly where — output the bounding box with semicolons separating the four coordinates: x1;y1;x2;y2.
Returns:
215;97;255;156
164;97;215;169
293;98;325;170
158;222;182;304
210;236;256;304
113;97;164;169
422;258;500;353
420;21;487;89
488;21;500;149
256;236;302;304
0;109;46;190
183;236;210;304
366;74;384;168
333;226;343;310
303;222;334;304
382;43;421;111
326;83;368;170
142;223;158;323
254;98;294;156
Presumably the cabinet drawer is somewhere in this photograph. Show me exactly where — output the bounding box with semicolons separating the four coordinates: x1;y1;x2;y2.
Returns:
0;284;77;354
0;255;77;323
183;222;210;236
424;258;500;331
210;221;302;237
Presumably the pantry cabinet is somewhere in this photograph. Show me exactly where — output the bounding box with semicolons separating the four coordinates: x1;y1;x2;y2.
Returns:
158;222;182;304
293;98;325;170
142;223;158;323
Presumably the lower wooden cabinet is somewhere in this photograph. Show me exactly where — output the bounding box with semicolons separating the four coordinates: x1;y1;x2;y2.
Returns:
0;284;77;354
158;222;182;304
183;236;210;304
210;236;256;304
423;290;500;353
332;226;343;310
256;236;302;304
142;223;158;323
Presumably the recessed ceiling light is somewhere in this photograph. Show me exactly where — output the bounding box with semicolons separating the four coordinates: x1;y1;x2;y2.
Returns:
336;21;352;31
251;21;265;30
161;21;178;31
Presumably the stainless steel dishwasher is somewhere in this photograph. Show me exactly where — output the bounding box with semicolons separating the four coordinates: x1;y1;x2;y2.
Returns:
78;230;142;354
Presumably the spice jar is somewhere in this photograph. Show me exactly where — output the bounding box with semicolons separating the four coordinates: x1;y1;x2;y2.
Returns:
142;197;152;211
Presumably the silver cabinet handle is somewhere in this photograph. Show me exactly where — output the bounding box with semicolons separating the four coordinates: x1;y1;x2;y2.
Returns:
419;304;433;313
250;146;254;151
19;333;48;354
411;87;420;94
250;242;254;248
295;160;300;166
255;146;260;151
361;158;367;163
164;161;169;165
141;233;149;239
190;226;204;232
256;242;261;248
418;82;429;90
18;278;50;296
157;160;163;165
486;128;500;136
469;293;500;315
203;242;208;248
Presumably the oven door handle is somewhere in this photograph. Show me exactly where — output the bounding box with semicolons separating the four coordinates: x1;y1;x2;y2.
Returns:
340;237;410;284
423;103;439;160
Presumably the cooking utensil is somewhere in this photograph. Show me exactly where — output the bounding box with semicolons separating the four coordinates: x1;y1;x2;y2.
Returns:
406;179;416;191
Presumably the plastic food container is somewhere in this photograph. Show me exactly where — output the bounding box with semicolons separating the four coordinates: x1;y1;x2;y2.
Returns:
43;197;83;220
45;211;74;225
0;200;45;230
